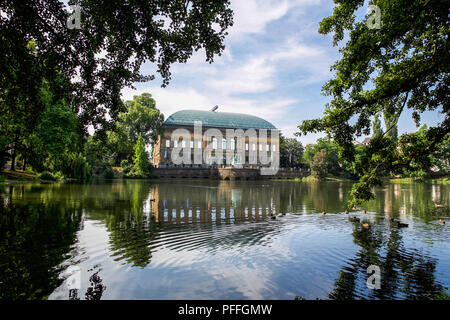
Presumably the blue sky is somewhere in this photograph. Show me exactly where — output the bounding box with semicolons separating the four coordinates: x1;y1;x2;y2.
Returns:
121;0;444;145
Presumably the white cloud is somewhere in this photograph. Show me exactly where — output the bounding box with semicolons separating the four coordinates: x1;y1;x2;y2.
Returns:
228;0;321;39
206;57;276;94
228;0;290;38
119;0;333;142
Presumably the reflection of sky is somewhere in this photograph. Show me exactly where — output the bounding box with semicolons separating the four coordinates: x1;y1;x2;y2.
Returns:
47;181;450;300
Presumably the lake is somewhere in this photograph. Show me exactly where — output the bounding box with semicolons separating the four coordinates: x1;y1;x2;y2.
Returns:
0;179;449;300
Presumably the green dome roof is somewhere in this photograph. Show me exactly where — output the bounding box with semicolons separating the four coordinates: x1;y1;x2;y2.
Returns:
164;110;276;130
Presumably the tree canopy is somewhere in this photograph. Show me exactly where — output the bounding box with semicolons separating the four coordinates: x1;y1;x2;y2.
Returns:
298;0;449;207
1;0;233;129
280;135;304;168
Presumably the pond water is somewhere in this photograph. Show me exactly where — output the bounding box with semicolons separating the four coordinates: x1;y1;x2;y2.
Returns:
0;179;449;300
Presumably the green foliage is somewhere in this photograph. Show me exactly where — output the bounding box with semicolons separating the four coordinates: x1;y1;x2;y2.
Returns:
1;1;233;130
2;1;232;179
303;138;354;177
38;171;61;181
298;0;449;207
66;153;92;181
372;114;383;139
84;93;164;172
280;135;304;168
0;175;5;183
102;167;114;180
311;149;328;180
120;159;133;175
85;135;115;175
32;87;80;172
130;135;152;178
121;93;165;146
430;134;450;174
433;290;450;300
0;134;9;169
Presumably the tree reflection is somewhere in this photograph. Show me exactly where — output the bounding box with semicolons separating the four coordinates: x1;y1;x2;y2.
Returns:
329;223;443;300
0;197;82;299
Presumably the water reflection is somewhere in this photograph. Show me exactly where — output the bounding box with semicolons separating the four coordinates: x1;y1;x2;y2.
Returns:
0;196;82;299
0;179;448;300
329;223;443;300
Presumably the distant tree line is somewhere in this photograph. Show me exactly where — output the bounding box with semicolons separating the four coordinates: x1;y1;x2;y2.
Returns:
280;115;449;181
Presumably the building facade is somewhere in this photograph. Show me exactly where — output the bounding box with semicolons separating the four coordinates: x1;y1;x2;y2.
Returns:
152;110;279;169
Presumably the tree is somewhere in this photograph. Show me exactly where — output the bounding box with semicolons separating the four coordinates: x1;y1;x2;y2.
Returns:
132;135;151;177
303;137;353;176
372;114;383;139
431;134;450;174
310;149;328;180
120;93;164;146
1;1;233;131
298;0;449;207
32;89;79;172
280;135;304;168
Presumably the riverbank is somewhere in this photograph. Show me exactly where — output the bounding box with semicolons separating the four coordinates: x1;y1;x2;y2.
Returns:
388;177;449;185
0;169;38;181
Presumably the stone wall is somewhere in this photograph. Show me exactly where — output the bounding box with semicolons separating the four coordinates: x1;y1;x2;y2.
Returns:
153;167;309;180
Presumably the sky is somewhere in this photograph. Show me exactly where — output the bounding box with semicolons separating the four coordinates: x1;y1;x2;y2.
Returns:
120;0;444;145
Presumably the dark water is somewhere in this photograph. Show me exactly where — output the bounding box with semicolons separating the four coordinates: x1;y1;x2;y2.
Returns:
0;179;448;300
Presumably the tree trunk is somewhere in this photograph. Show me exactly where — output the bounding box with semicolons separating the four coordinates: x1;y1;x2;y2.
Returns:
10;143;16;171
22;157;26;171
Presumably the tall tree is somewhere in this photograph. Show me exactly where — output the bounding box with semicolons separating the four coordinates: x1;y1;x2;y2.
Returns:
1;1;233;131
132;135;151;177
280;135;304;168
120;93;164;146
298;0;449;207
372;114;383;139
310;149;328;180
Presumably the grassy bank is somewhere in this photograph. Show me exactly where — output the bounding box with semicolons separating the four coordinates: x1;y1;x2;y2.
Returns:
1;169;38;181
388;177;449;185
300;176;353;182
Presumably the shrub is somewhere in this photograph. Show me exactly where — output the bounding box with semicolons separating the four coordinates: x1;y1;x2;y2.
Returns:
67;153;92;181
120;159;133;175
102;167;114;179
38;171;57;181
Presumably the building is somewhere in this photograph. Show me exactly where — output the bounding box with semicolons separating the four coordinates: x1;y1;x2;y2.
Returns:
152;109;279;169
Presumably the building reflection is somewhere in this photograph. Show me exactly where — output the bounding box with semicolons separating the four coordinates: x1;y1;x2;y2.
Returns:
151;181;282;225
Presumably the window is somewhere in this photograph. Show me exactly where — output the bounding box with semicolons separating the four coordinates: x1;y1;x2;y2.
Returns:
266;144;269;151
259;144;262;151
231;139;235;150
190;141;194;148
212;138;217;150
222;138;227;150
252;144;256;151
245;143;249;151
174;140;178;148
272;145;276;152
165;140;170;148
197;141;202;149
182;140;186;148
164;149;167;159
